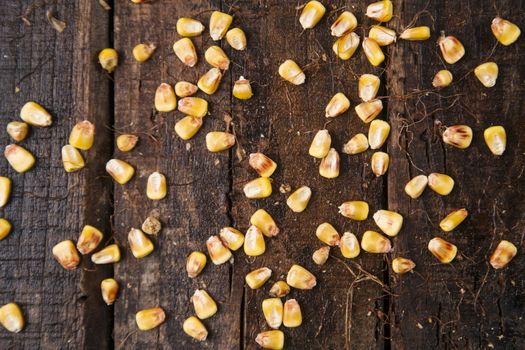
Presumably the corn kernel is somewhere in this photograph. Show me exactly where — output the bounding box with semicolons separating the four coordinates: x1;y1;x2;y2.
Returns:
343;133;369;155
490;240;517;269
0;177;11;208
244;225;266;256
269;281;291;298
128;228;154;259
205;46;230;70
116;134;138;152
0;218;12;241
101;278;119;305
183;316;207;341
146;172;167;200
286;186;312;213
340;232;360;258
192;289;217;320
361;230;392;253
312;246;330;265
61;145;85;172
142;216;161;235
173;38;198;67
175;81;198;98
245;267;272;289
69;120;95;150
371;151;389;176
331;11;358;37
249;153;277;178
6;122;29;142
262;298;283;329
439;208;468;232
359;74;380;102
366;0;393;22
491;17;521;46
77;225;104;254
363;37;385;66
299;1;325;29
206;132;235;152
136;307;165;331
428;237;457;263
373;210;403;237
52;240;80;270
4;144;35;173
0;303;24;333
256;330;284;350
174;116;202;140
484;126;506;155
355;99;383;123
233;77;253;100
392;257;416;274
176;17;205;37
287;264;316;290
316;222;340;246
428;173;454;195
404;175;428;199
283;299;302;328
309;129;331;158
206;235;232;265
369;25;396;46
198;68;223;95
400;26;431;41
319;148;340;179
442;125;472;149
98;48;118;73
432;70;453;88
209;11;233;41
368;119;390;149
278;60;305;85
226;28;247;50
219;227;245;251
91;244;121;264
132;43;156;62
250;208;279;237
154;83;177;112
339;201;369;221
20;101;52;127
186;251;207;278
243;177;272;199
474;62;498;88
325;92;350;118
106;159;135;184
332;32;360;60
438;34;465;64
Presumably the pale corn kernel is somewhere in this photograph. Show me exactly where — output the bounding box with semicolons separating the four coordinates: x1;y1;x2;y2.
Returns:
428;173;454;196
173;38;198;67
332;32;360;60
69;120;95;150
432;70;453;88
198;68;222;95
186;251;207;278
61;145;85;172
91;244;121;264
363;37;385;66
366;0;393;22
0;219;12;241
77;225;104;254
4;144;35;173
442;125;472;149
361;230;392;253
404;175;428;199
116;134;139;152
154;83;177;112
331;11;358;37
439;208;468;232
428;237;457;263
52;240;80;270
278;60;305;85
175;81;198;98
438;34;465;64
299;1;326;29
359;74;380;102
192;289;218;320
245;267;272;289
312;246;330;265
262;298;283;329
491;17;521;46
287;264;316;290
269;281;291;298
371;152;389;176
0;177;11;208
392;257;416;274
339;201;369;221
132;43;156;62
175;116;203;140
309;129;331;158
233;77;253;100
256;330;284;350
474;62;498;88
243;177;272;199
128;228;154;258
250;209;279;237
209;11;233;41
206;235;232;265
368;119;390;149
490;240;517;269
20;101;52;127
98;48;118;73
219;227;245;251
101;278;119;305
206;132;235;152
142;216;161;235
319;148;340;179
373;210;403;237
369;25;396;46
249;153;277;177
183;316;207;341
400;26;431;41
316;222;340;246
205;46;230;70
343;133;369;155
340;232;360;258
355;99;383;123
226;28;247;50
176;17;205;37
136;307;165;331
106;159;135;184
286;186;312;213
325;92;350;118
244;225;266;256
0;303;24;333
146;172;167;200
283;299;302;328
6;122;29;142
484;126;506;155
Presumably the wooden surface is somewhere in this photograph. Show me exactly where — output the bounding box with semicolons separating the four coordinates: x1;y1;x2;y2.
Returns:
0;0;523;349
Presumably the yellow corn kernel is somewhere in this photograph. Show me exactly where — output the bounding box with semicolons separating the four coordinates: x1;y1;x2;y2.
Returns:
245;267;272;289
52;240;80;270
183;316;207;341
0;303;24;333
206;235;232;265
299;0;325;29
338;201;369;221
233;77;253;100
243;177;272;199
0;177;11;208
312;246;330;265
136;307;165;331
442;125;472;149
244;225;266;256
287;264;316;290
404;175;428;199
174;116;202;140
4;144;35;173
340;232;360;258
309;129;331;158
286;186;312;213
132;43;156;62
6;122;29;142
371;151;389;176
363;37;385;66
432;69;453;88
392;257;416;274
490;240;517;269
69;120;95;150
219;227;245;251
128;228;154;259
269;281;291;298
428;237;457;263
101;278;119;305
205;46;230;70
262;298;283;329
428;173;454;196
319;148;340;179
366;0;393;22
316;222;340;246
400;26;431;41
176;17;205;37
116;134;138;152
474;62;498;88
355;99;383;123
368;119;390;149
226;28;247;50
369;25;396;46
98;48;118;73
146;172;167;200
192;289;217;320
209;11;233;41
439;208;468;232
20;101;52;127
438;34;465;64
77;225;104;254
484;126;506;155
278;60;305;85
250;209;279;237
0;218;12;241
343;133;369;155
173;38;198;67
186;251;207;278
91;244;121;264
206;131;235;152
373;210;403;237
332;32;360;60
359;74;380;102
256;330;284;350
325;92;350;118
61;145;85;172
154;83;177;112
106;159;135;184
283;299;302;328
491;17;521;46
249;153;277;178
142;216;161;235
331;11;358;37
361;230;392;253
175;81;198;98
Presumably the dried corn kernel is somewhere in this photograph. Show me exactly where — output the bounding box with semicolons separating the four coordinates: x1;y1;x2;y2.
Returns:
128;228;154;258
371;151;389;176
77;225;103;254
319;148;340;179
4;144;35;173
20;101;52;127
132;43;156;62
428;237;457;263
219;227;245;251
226;28;247;50
116;134;138;152
233;77;253;100
173;38;198;67
0;303;24;333
373;210;403;237
363;37;385;66
340;232;360;258
442;125;472;149
361;230;392;253
331;11;358;37
146;172;167;200
206;132;235;152
439;208;468;232
183;316;207;341
343;133;369;155
474;62;498;88
368;119;390;149
269;281;291;298
52;240;80;270
249;153;276;178
206;235;232;265
154;83;177;112
250;209;279;237
392;257;416;274
209;11;233;41
491;17;521;46
61;145;85;172
366;0;393;22
404;175;428;199
299;1;325;29
205;46;230;70
262;298;283;329
192;289;217;320
176;17;205;37
6;122;29;142
332;32;360;60
0;219;12;241
484;126;506;155
245;267;272;289
186;251;207;278
359;74;380;102
316;222;340;246
175;81;198;98
490;240;517;269
142;216;161;235
244;225;266;256
325;93;350;118
278;60;305;85
101;278;119;305
287;264;316;290
256;330;284;350
312;246;330;265
0;177;10;208
339;201;369;221
283;299;302;328
400;26;431;41
175;116;202;140
198;68;222;95
309;129;331;158
369;25;396;46
428;173;454;196
69;120;95;150
91;244;121;264
432;70;453;88
136;307;165;331
286;186;312;213
355;99;383;123
106;159;135;184
98;48;118;73
438;34;465;64
243;177;272;199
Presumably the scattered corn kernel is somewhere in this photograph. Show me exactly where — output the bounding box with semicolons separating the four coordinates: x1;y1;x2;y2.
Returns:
325;93;350;118
142;216;161;235
106;159;135;184
373;210;403;237
226;28;247;50
332;32;360;60
146;172;167;200
309;129;331;158
249;153;277;178
192;289;217;320
331;11;358;37
4;144;35;173
6;122;29;142
361;230;392;253
286;186;312;213
312;246;330;265
287;264;316;290
269;281;290;298
339;201;369;221
206;235;232;265
245;267;272;289
0;303;24;333
186;251;207;278
233;77;253;100
91;244;121;264
299;1;325;29
61;145;85;172
175;116;202;140
154;83;177;112
205;46;230;70
400;26;431;41
136;307;165;331
484;126;506;155
77;225;104;254
438;34;465;64
363;37;385;66
368;119;390;149
283;299;302;328
371;151;389;176
442;125;472;149
52;240;80;270
116;134;138;152
69;120;95;150
128;228;154;258
432;70;453;88
101;278;119;305
198;68;222;95
173;38;198;67
243;177;272;199
316;222;340;246
183;316;207;341
256;330;284;350
439;208;468;232
219;227;245;251
209;11;233;41
98;48;118;73
392;257;416;274
369;25;396;46
319;148;340;179
366;0;393;22
278;60;305;85
474;62;498;88
428;237;457;263
176;17;205;37
340;232;360;258
343;133;369;155
0;218;12;241
262;298;283;329
0;177;10;208
428;173;454;195
359;74;380;102
244;225;266;256
20;101;52;127
491;17;521;46
175;81;198;98
250;209;279;237
132;43;156;62
404;175;428;199
206;131;235;152
355;99;383;123
490;240;517;269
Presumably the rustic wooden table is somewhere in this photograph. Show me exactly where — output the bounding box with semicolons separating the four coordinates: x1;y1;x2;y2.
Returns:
0;0;524;349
